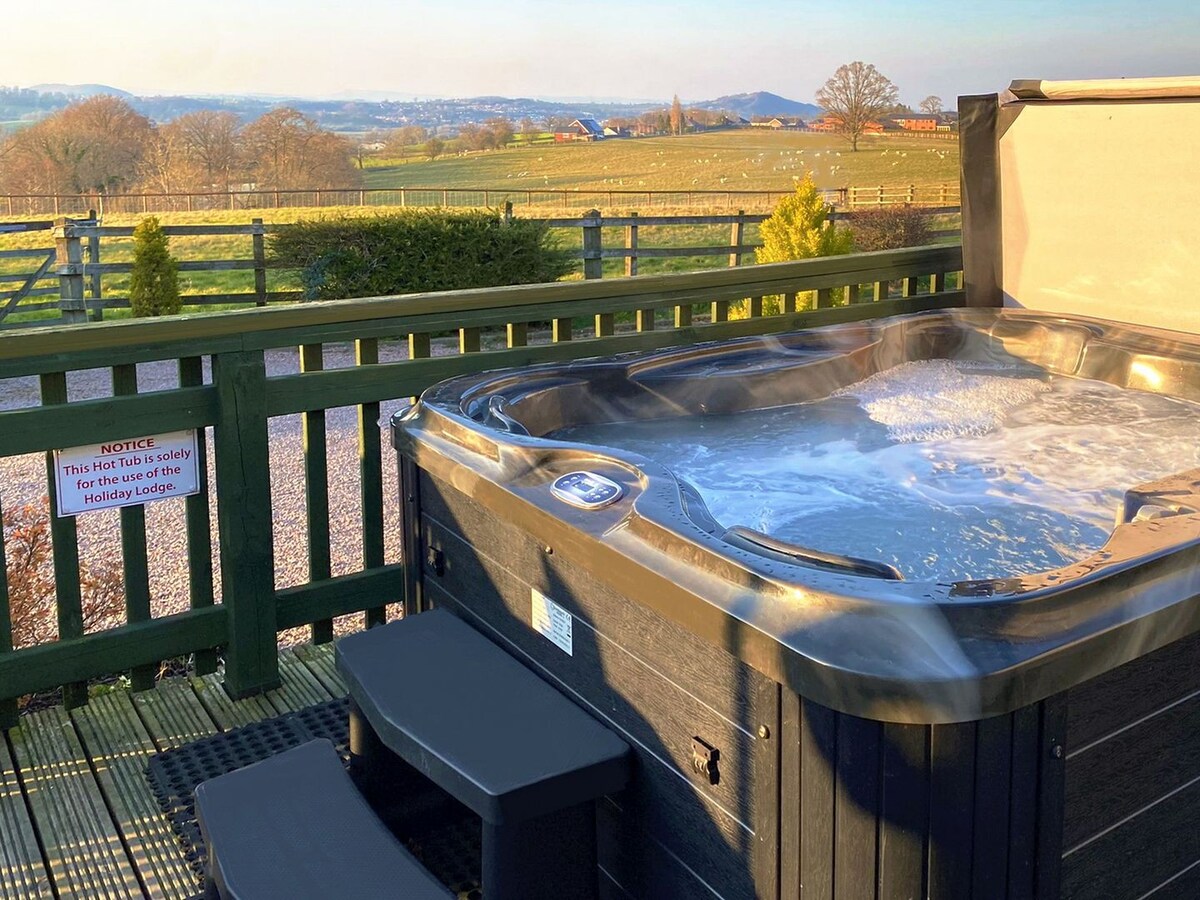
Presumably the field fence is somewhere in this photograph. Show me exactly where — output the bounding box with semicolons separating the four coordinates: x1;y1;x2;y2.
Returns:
0;183;962;218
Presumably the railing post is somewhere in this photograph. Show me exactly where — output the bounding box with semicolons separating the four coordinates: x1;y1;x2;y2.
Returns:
54;217;88;324
0;493;15;729
581;208;603;280
625;211;638;277
877;185;884;206
252;217;267;306
504;201;513;224
729;210;745;267
212;349;280;698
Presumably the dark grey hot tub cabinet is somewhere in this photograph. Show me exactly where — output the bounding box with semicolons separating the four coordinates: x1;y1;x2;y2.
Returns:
392;310;1200;900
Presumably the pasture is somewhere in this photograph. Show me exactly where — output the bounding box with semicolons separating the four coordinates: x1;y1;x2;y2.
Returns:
363;130;959;195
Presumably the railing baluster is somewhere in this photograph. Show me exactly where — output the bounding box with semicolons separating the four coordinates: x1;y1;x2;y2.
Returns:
675;303;692;328
594;312;615;338
40;371;87;707
711;299;730;323
749;296;764;317
0;493;15;728
459;327;482;354
300;344;333;644
930;272;947;294
112;363;154;691
874;279;891;302
902;277;918;298
507;322;528;347
356;338;387;629
553;317;573;342
178;356;216;676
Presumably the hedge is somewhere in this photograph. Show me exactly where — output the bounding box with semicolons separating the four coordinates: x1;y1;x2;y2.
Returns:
269;209;573;300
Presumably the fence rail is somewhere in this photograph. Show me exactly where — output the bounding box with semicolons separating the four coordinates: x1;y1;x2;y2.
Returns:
0;182;962;217
0;243;965;717
0;207;961;326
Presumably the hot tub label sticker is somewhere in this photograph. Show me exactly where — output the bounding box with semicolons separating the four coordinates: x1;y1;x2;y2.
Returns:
532;588;573;656
53;430;201;516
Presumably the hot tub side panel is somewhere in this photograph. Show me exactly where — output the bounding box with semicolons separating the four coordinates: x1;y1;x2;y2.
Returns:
412;467;781;900
1060;629;1200;899
405;462;1077;900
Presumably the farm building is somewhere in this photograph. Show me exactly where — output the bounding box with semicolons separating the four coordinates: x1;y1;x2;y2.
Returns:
749;115;804;129
807;114;885;134
890;112;940;131
553;118;605;141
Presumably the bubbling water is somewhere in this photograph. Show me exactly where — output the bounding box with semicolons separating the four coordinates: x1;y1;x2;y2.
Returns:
550;360;1200;583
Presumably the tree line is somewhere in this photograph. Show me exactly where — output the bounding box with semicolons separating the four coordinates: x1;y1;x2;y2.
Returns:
0;95;362;196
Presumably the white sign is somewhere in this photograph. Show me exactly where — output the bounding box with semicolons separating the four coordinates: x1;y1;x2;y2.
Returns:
54;430;201;516
531;587;573;656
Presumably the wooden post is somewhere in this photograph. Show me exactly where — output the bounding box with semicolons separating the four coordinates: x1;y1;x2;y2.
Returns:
504;201;513;224
0;492;15;728
86;209;102;322
625;211;638;277
442;189;449;207
400;188;406;207
54;217;87;324
252;217;267;307
359;189;365;206
877;185;884;206
729;210;745;267
581;209;603;280
212;350;280;698
907;184;915;203
273;190;280;209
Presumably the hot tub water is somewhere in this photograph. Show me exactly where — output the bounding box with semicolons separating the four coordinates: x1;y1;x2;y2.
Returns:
551;360;1200;582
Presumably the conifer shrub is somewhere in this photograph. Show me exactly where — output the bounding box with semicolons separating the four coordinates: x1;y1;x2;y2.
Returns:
750;175;853;314
269;210;573;300
129;216;181;316
757;175;854;264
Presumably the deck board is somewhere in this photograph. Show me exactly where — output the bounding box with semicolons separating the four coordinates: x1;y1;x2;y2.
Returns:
72;692;204;900
0;647;351;899
130;680;219;753
268;646;337;712
295;642;347;696
189;673;279;731
9;706;144;899
0;734;52;899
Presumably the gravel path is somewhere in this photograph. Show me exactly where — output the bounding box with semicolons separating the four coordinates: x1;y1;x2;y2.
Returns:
1;342;423;646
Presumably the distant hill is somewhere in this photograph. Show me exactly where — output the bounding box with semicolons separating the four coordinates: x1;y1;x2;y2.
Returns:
29;83;134;99
692;91;822;120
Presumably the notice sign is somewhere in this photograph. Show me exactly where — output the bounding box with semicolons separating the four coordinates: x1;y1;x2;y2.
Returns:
54;431;200;516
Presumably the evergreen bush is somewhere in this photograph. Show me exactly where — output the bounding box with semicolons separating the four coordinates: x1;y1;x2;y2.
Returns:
757;175;854;264
269;210;573;300
129;216;181;317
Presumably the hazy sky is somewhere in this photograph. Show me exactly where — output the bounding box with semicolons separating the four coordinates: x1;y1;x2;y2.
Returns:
4;0;1198;106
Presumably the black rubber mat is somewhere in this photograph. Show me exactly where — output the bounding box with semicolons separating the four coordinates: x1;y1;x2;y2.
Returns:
146;697;482;898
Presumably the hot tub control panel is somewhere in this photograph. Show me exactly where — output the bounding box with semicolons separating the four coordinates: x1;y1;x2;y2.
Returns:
551;471;624;510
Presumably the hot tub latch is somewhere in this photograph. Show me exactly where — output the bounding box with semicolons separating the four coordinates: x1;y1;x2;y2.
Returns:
426;546;445;577
691;737;720;786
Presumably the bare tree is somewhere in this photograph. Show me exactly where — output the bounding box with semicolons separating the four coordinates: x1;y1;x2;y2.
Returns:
240;108;360;190
485;116;514;148
519;117;538;135
670;94;684;136
816;62;899;151
920;95;944;116
424;136;445;160
0;95;154;194
174;110;242;190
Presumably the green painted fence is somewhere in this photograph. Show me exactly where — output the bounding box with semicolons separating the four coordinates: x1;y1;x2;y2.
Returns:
0;245;965;724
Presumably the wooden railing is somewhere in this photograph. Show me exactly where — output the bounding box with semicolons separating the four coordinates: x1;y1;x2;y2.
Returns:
0;245;965;722
0;208;961;326
0;183;963;217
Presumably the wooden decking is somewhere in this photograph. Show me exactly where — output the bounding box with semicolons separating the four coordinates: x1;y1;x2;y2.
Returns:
0;644;346;900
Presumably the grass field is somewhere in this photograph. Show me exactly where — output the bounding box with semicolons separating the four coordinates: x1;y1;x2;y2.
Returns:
362;130;959;196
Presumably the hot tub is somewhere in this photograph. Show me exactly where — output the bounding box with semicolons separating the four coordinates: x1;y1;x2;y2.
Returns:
392;308;1200;899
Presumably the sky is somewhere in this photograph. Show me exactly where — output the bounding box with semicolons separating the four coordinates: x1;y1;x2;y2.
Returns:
3;0;1199;107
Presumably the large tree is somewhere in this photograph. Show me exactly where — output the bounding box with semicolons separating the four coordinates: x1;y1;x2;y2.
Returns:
815;61;899;151
239;108;360;190
0;95;153;194
174;110;242;190
920;95;944;116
